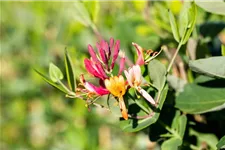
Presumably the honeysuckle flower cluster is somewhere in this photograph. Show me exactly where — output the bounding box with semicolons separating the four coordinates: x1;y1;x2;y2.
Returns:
76;38;157;120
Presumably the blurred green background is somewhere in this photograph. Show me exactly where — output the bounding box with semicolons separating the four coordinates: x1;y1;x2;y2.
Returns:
1;1;224;150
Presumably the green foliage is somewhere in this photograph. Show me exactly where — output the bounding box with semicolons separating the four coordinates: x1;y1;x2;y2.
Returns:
189;56;225;79
195;0;225;15
49;63;64;82
161;111;187;150
175;76;225;114
64;49;76;91
217;135;225;149
168;9;180;42
1;1;225;150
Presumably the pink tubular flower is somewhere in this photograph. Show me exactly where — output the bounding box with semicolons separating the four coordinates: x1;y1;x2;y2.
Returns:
79;74;109;96
124;65;156;105
132;42;145;66
84;38;124;80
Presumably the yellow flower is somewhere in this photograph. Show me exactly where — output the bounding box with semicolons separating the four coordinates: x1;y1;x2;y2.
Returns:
104;75;126;98
104;75;128;120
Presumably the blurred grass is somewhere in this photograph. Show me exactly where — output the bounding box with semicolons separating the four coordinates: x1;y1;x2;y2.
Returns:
0;1;224;150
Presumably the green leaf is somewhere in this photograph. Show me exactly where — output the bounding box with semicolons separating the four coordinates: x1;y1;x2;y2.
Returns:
167;75;186;93
171;111;187;138
175;76;225;114
161;137;182;150
73;2;93;27
190;129;218;150
34;69;67;94
64;49;76;91
120;84;168;132
195;0;225;15
84;1;100;23
49;63;64;82
189;56;225;79
148;59;167;91
222;44;225;56
180;2;197;44
168;9;180;43
217;135;225;150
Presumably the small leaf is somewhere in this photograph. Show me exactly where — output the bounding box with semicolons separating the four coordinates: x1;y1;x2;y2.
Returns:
181;2;197;44
190;129;218;150
175;76;225;114
168;9;180;42
195;0;225;15
222;44;225;56
189;56;225;79
167;75;186;93
49;63;64;82
120;84;168;132
217;135;225;149
148;59;167;91
35;69;67;94
161;137;182;150
64;49;76;91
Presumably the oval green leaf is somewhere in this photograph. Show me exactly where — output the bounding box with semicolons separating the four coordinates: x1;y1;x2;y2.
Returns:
49;63;64;82
189;56;225;79
175;76;225;114
148;59;167;91
168;9;180;43
195;0;225;15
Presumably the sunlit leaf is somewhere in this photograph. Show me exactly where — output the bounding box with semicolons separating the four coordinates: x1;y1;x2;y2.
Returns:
161;137;182;150
35;69;67;94
189;56;225;79
222;44;225;56
49;63;64;82
64;49;76;91
179;2;197;44
148;59;167;91
175;76;225;114
195;0;225;15
190;129;218;150
168;9;180;42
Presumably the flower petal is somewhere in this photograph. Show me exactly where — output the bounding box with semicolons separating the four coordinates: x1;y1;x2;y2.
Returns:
110;40;120;70
132;42;145;65
124;70;133;87
88;44;99;63
138;88;156;105
118;53;125;75
119;97;128;120
84;59;100;77
133;65;142;85
84;59;107;80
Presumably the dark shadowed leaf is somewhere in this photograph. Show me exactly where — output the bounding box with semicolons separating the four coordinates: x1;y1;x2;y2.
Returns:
189;56;225;79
